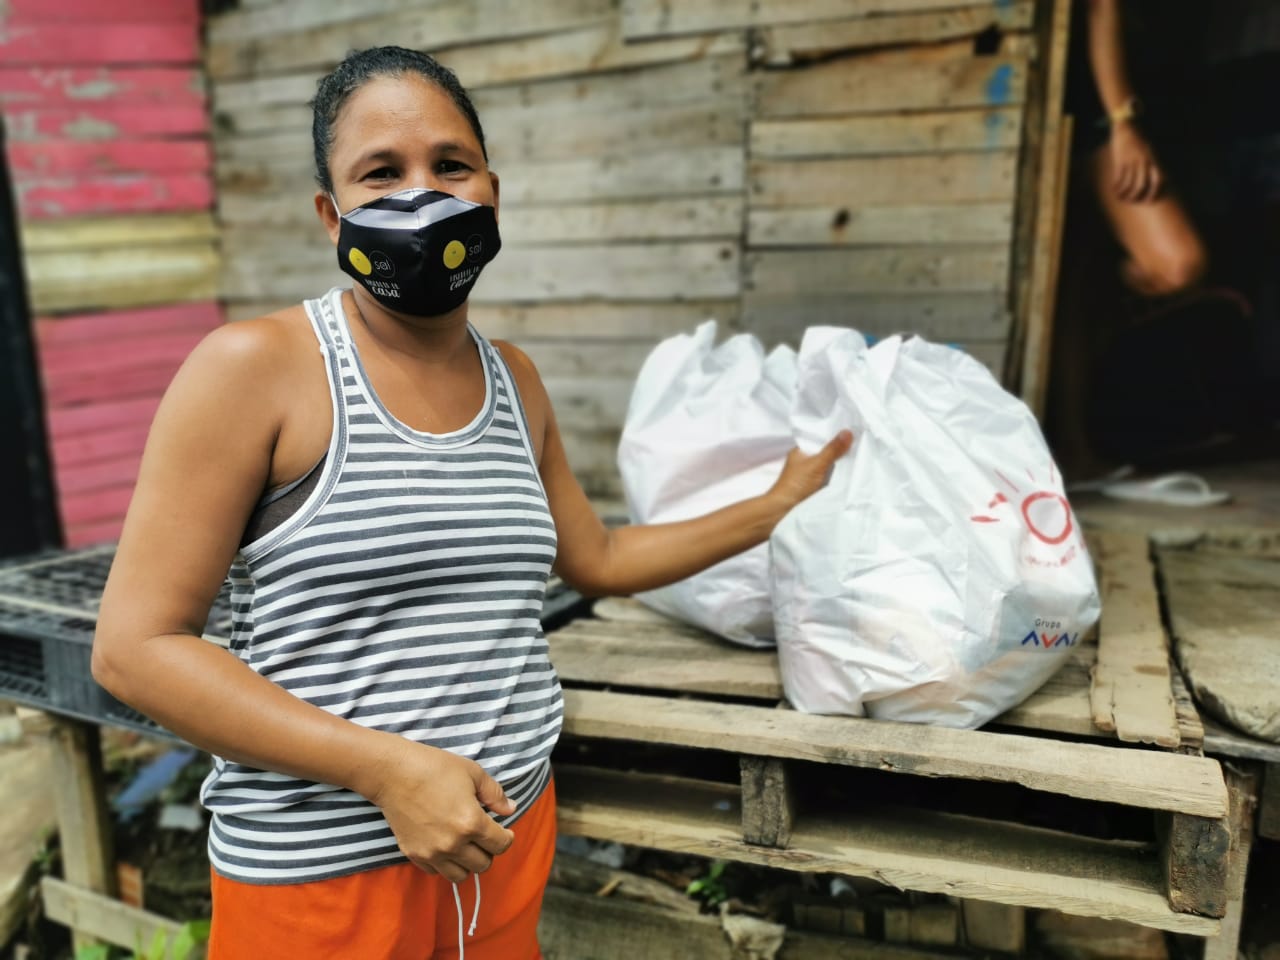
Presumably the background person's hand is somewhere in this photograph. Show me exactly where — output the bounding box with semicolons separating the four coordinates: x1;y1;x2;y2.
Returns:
1109;125;1164;203
367;736;516;882
767;430;855;511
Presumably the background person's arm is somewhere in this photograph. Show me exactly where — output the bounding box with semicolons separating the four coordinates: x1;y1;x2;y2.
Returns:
93;318;515;882
1085;0;1163;202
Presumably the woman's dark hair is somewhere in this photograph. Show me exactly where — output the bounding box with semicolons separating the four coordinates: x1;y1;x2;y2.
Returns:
310;46;488;194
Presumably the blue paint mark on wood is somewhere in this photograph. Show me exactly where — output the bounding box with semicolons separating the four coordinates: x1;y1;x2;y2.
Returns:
986;63;1015;105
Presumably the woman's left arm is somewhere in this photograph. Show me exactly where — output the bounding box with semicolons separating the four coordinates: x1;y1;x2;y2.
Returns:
496;341;852;597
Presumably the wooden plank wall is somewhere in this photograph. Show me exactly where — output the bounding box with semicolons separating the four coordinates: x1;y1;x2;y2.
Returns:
1;0;222;546
209;0;1043;499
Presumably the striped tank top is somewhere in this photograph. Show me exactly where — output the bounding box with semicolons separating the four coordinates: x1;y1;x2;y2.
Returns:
200;286;563;884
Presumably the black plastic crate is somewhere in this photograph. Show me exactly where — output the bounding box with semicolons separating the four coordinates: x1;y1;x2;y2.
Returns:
0;546;587;738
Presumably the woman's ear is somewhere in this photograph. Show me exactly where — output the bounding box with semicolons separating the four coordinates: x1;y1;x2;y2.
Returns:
489;171;500;223
316;191;341;245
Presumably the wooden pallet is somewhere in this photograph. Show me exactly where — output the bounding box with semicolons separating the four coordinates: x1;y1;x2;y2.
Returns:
548;597;1229;937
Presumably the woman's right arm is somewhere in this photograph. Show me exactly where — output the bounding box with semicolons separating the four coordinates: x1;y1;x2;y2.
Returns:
92;319;514;882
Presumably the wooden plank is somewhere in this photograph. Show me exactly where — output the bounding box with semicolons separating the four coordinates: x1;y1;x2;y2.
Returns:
622;0;980;39
49;454;143;498
0;24;199;66
52;425;151;471
20;212;216;252
740;757;795;847
993;644;1101;739
1018;112;1073;411
219;144;745;208
2;0;198;19
1170;664;1205;753
15;173;213;219
42;364;178;407
1160;810;1230;917
213;53;745;122
745;247;1009;296
756;2;1035;64
46;396;160;438
963;340;1008;381
25;242;219;313
221;299;738;337
1201;766;1259;960
65;520;124;548
489;100;745;165
501;197;743;244
474;54;746;118
515;340;657;379
0;736;53;948
61;485;135;527
748;201;1013;247
741;291;1010;343
1088;532;1181;748
1160;547;1280;744
0;67;204;106
560;689;1229;817
46;717;114;949
541;884;959;960
213;53;745;143
1202;715;1280;764
208;0;453;43
41;878;182;955
36;301;221;349
1261;764;1280;841
6;140;211;178
206;0;615;80
1008;0;1071;394
750;108;1022;159
962;899;1026;954
550;620;781;699
221;241;740;303
2;104;208;141
39;329;207;378
751;152;1018;208
539;885;732;958
555;765;1220;935
436;24;743;91
755;52;1027;119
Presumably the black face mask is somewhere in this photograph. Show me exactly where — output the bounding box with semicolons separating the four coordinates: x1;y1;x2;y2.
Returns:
333;187;501;317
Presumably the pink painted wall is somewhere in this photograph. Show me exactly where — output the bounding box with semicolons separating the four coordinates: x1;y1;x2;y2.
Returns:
0;0;220;546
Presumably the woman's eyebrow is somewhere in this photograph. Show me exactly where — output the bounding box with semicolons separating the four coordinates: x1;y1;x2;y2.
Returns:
349;147;401;171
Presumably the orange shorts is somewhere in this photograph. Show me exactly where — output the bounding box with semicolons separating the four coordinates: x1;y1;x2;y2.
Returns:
208;779;556;960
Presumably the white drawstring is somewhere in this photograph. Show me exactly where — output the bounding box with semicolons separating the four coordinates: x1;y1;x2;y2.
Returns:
469;873;481;936
451;874;483;959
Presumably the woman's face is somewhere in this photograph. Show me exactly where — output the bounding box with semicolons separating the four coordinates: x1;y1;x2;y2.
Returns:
317;73;497;242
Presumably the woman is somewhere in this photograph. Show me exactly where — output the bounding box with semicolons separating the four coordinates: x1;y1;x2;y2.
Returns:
91;46;851;959
1076;0;1208;296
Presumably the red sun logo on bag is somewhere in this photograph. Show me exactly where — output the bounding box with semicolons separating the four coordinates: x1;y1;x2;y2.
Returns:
970;466;1074;546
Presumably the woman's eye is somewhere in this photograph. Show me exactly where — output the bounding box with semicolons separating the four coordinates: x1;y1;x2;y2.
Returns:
363;167;397;181
437;159;470;175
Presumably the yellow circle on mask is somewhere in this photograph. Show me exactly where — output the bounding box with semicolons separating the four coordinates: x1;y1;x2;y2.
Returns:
443;240;466;269
348;248;373;276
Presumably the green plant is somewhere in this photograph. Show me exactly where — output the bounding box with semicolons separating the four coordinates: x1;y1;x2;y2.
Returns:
686;860;730;907
73;919;209;960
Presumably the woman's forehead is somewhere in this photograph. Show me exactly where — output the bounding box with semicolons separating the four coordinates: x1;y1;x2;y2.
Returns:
332;74;478;152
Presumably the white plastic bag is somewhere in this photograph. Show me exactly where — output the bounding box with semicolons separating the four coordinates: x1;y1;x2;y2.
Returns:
771;328;1101;727
617;321;795;647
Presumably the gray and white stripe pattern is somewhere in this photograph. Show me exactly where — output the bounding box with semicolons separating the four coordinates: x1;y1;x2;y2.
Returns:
201;286;562;884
